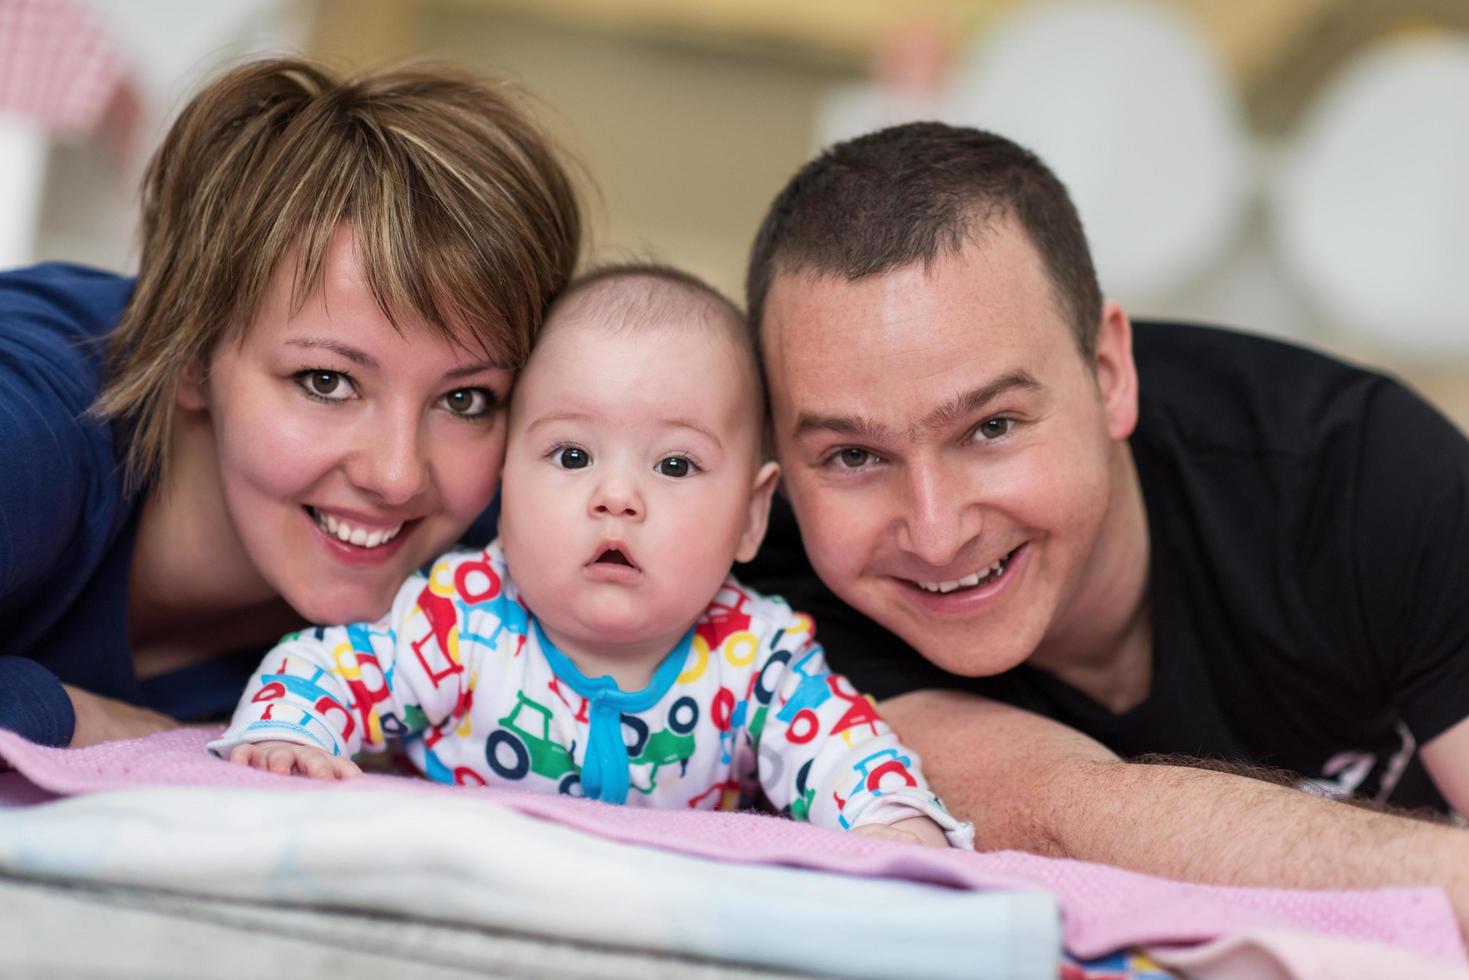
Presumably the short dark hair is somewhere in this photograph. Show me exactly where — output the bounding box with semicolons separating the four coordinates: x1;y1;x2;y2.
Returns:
746;122;1101;361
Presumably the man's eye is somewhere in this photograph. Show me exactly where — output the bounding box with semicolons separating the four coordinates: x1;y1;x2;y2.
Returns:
836;448;873;468
975;418;1013;441
553;446;591;469
656;456;695;478
441;388;493;418
296;370;354;402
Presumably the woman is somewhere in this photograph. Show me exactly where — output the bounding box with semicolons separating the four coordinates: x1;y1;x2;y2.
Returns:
0;58;581;747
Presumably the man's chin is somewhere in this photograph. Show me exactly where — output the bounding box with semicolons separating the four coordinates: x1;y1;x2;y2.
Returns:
854;589;1042;678
914;640;1035;679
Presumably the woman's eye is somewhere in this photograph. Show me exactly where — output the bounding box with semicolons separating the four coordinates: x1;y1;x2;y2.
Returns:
975;417;1013;441
297;370;354;402
836;447;873;468
656;456;695;478
554;447;591;469
441;388;493;418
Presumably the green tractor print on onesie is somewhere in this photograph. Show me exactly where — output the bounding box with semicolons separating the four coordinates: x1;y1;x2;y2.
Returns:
484;691;582;794
483;691;700;797
626;695;699;794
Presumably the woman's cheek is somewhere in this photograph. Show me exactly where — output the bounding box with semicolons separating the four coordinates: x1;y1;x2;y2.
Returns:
431;422;509;520
228;401;344;498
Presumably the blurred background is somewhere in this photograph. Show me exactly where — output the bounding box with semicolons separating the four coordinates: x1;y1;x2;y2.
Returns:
3;0;1467;423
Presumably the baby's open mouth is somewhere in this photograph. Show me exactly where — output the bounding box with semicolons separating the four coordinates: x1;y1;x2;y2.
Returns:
594;547;635;568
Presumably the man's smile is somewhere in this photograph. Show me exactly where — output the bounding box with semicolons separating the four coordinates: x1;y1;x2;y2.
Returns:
909;545;1020;594
885;543;1030;612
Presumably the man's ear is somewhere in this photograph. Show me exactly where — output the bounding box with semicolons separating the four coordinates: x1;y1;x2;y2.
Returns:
735;461;781;563
175;357;209;411
1093;300;1139;442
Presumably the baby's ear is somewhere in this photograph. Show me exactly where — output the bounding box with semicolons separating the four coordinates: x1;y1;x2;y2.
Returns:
735;461;781;563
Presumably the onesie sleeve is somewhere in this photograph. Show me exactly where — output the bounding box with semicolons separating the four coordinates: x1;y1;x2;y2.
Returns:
208;550;495;759
750;604;974;849
1354;381;1469;746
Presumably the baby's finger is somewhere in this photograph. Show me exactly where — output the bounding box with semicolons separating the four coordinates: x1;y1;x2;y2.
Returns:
266;746;297;776
330;756;363;780
227;744;255;767
300;750;335;781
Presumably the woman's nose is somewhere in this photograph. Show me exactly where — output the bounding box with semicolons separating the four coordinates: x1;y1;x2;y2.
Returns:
346;415;429;506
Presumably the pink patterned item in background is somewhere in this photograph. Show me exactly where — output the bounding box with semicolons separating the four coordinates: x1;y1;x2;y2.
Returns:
0;0;134;137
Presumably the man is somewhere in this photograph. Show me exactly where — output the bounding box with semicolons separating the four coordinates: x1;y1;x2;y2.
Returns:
741;122;1469;918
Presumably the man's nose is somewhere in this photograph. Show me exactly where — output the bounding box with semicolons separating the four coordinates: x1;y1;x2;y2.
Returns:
589;472;644;522
896;463;980;568
346;412;429;506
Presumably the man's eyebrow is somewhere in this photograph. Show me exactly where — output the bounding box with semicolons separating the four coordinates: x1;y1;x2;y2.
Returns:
790;370;1041;445
919;371;1041;432
791;413;895;444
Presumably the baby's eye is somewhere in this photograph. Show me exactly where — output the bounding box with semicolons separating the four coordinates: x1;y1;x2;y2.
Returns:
656;456;696;478
440;388;493;418
553;446;591;469
974;417;1013;441
296;370;354;402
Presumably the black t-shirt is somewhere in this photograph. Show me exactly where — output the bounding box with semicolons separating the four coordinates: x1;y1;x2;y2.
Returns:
740;321;1469;810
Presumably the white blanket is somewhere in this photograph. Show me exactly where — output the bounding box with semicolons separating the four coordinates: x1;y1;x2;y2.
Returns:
0;783;1059;979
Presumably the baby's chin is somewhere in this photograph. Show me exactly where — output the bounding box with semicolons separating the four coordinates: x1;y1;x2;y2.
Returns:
569;615;692;651
554;600;705;652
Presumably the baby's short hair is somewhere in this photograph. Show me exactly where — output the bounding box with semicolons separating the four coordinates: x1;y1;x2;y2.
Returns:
546;263;762;405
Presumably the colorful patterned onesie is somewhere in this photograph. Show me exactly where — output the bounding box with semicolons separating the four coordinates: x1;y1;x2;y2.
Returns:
211;544;972;846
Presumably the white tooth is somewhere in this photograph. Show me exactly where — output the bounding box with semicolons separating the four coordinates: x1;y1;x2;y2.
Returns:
349;527;369;546
938;580;959;594
322;513;336;534
957;572;981;588
335;522;353;543
383;523;402;543
364;530;385;548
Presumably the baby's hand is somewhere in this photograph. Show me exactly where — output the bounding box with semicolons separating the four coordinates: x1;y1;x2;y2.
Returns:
227;740;362;781
851;815;951;848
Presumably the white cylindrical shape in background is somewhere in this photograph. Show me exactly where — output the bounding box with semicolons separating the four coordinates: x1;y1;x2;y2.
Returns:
0;113;48;269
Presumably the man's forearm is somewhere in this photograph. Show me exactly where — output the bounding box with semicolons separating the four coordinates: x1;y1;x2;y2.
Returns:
884;690;1469;926
1045;753;1467;896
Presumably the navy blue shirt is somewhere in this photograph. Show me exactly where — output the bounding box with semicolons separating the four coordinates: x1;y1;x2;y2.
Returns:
1;264;141;745
0;264;506;747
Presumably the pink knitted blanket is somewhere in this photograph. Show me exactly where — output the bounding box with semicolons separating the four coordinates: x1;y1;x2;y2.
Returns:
0;727;1461;964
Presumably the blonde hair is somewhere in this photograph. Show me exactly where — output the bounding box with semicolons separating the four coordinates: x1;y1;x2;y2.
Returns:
94;57;582;492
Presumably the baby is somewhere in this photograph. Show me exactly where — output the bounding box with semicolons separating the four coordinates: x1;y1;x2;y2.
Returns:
212;265;972;849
